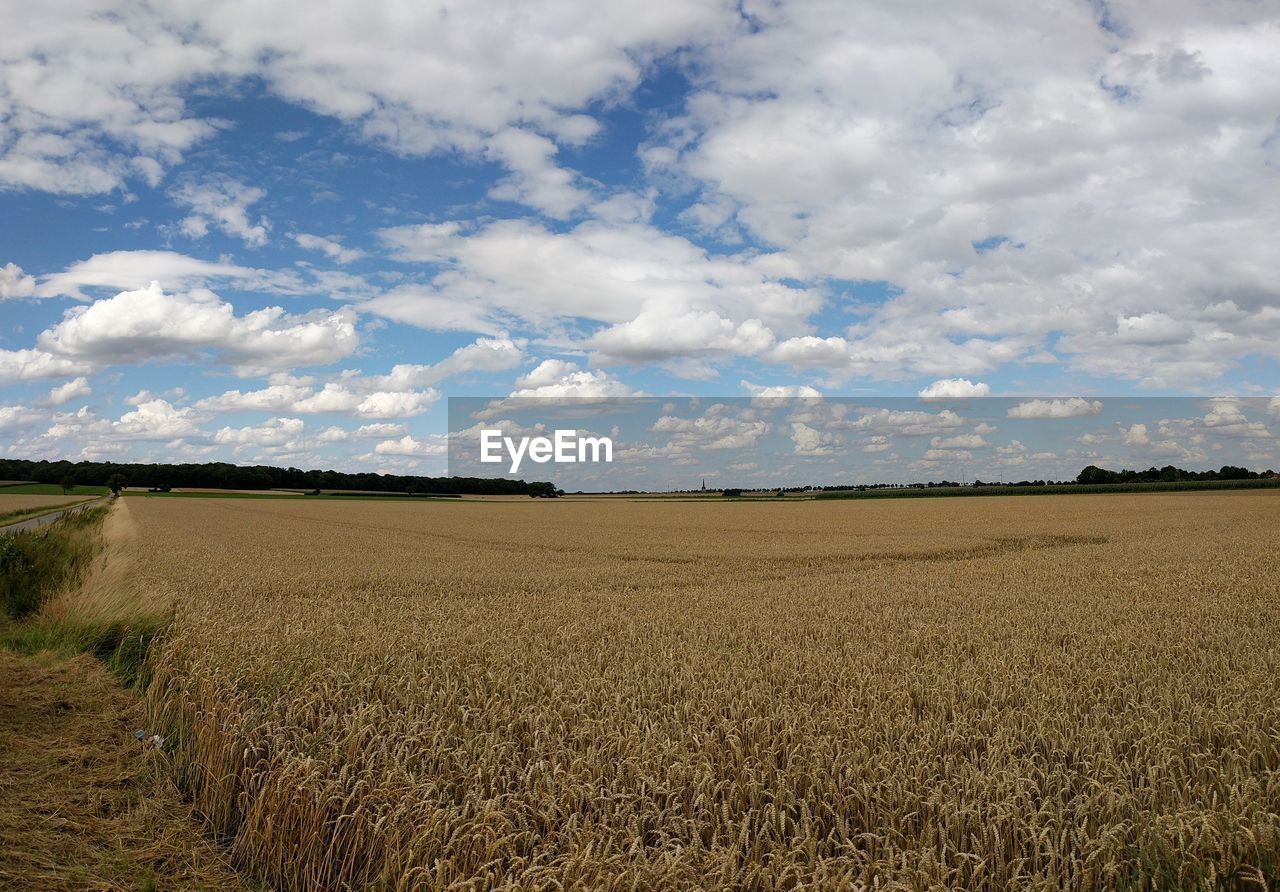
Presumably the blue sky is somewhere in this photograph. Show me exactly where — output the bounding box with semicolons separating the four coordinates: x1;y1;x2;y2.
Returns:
1;1;1278;477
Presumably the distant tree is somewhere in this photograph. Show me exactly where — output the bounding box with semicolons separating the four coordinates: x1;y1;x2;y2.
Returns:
722;488;743;497
59;475;75;494
1077;465;1118;485
106;473;127;496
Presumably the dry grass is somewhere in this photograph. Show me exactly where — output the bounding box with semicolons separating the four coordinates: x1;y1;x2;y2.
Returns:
128;492;1280;890
0;494;93;524
0;650;251;891
0;494;94;512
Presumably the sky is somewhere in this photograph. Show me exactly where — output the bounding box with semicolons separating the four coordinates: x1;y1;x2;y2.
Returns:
2;0;1278;480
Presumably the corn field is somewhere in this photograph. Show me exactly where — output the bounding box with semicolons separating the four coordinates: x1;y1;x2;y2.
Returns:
130;492;1280;890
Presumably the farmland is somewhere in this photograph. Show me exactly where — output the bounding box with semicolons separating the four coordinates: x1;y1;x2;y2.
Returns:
107;492;1280;888
0;493;95;526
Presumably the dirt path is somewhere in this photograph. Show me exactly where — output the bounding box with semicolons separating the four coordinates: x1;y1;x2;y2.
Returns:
0;651;253;891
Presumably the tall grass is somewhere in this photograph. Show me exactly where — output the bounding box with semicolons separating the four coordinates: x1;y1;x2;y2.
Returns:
0;505;108;620
1;501;167;687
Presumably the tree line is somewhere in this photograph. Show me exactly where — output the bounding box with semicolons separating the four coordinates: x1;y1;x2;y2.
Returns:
0;458;559;497
1076;464;1276;484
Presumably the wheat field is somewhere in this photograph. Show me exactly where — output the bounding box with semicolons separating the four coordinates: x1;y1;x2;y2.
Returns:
125;492;1280;890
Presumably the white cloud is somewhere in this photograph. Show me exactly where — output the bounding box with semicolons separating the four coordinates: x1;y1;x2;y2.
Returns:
214;417;307;448
590;311;773;363
171;176;270;247
848;408;964;436
485;128;591;219
45;377;92;407
918;378;991;401
0;404;47;433
1122;423;1151;446
112;398;201;441
366;336;526;391
354;390;439;419
195;381;437;419
652;405;771;451
658;2;1280;386
0;263;37;299
1200;398;1272;439
509;359;637;399
930;434;988;449
1007;398;1103;419
0;1;733;199
372;435;448;457
36;282;358;377
741;381;822;399
373;219;820;359
291;233;365;264
789;421;837;455
0;349;93;387
36;250;302;301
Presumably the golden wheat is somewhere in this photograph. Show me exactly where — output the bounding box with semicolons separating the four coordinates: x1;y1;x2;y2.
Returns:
123;492;1280;890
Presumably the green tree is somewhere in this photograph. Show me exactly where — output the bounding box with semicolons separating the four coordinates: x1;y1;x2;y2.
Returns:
106;473;127;496
59;475;75;494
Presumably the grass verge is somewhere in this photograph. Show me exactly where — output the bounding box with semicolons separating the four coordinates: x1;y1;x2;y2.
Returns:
0;500;252;890
0;502;166;687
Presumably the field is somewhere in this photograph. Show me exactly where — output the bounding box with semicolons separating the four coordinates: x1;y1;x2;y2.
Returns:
0;493;94;525
0;483;107;497
106;493;1280;889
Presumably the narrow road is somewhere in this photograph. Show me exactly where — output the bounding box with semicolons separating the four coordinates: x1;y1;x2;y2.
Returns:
0;497;110;536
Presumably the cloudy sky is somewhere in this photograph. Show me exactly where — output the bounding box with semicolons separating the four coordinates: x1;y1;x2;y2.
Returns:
2;0;1278;476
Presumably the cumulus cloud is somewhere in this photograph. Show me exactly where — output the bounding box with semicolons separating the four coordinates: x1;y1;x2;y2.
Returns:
0;349;93;387
918;378;991;401
930;434;988;449
371;434;449;457
1121;423;1151;446
590;311;773;364
372;219;820;360
214;417;307;449
509;359;637;399
848;408;964;436
485;128;591;219
0;404;46;433
0;1;733;198
291;233;365;264
196;381;438;419
0;263;37;299
365;337;526;391
789;421;837;455
657;2;1280;386
45;377;92;407
652;405;771;451
36;250;301;301
112;398;202;441
741;381;822;399
171;176;271;246
1007;398;1103;419
36;282;358;377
